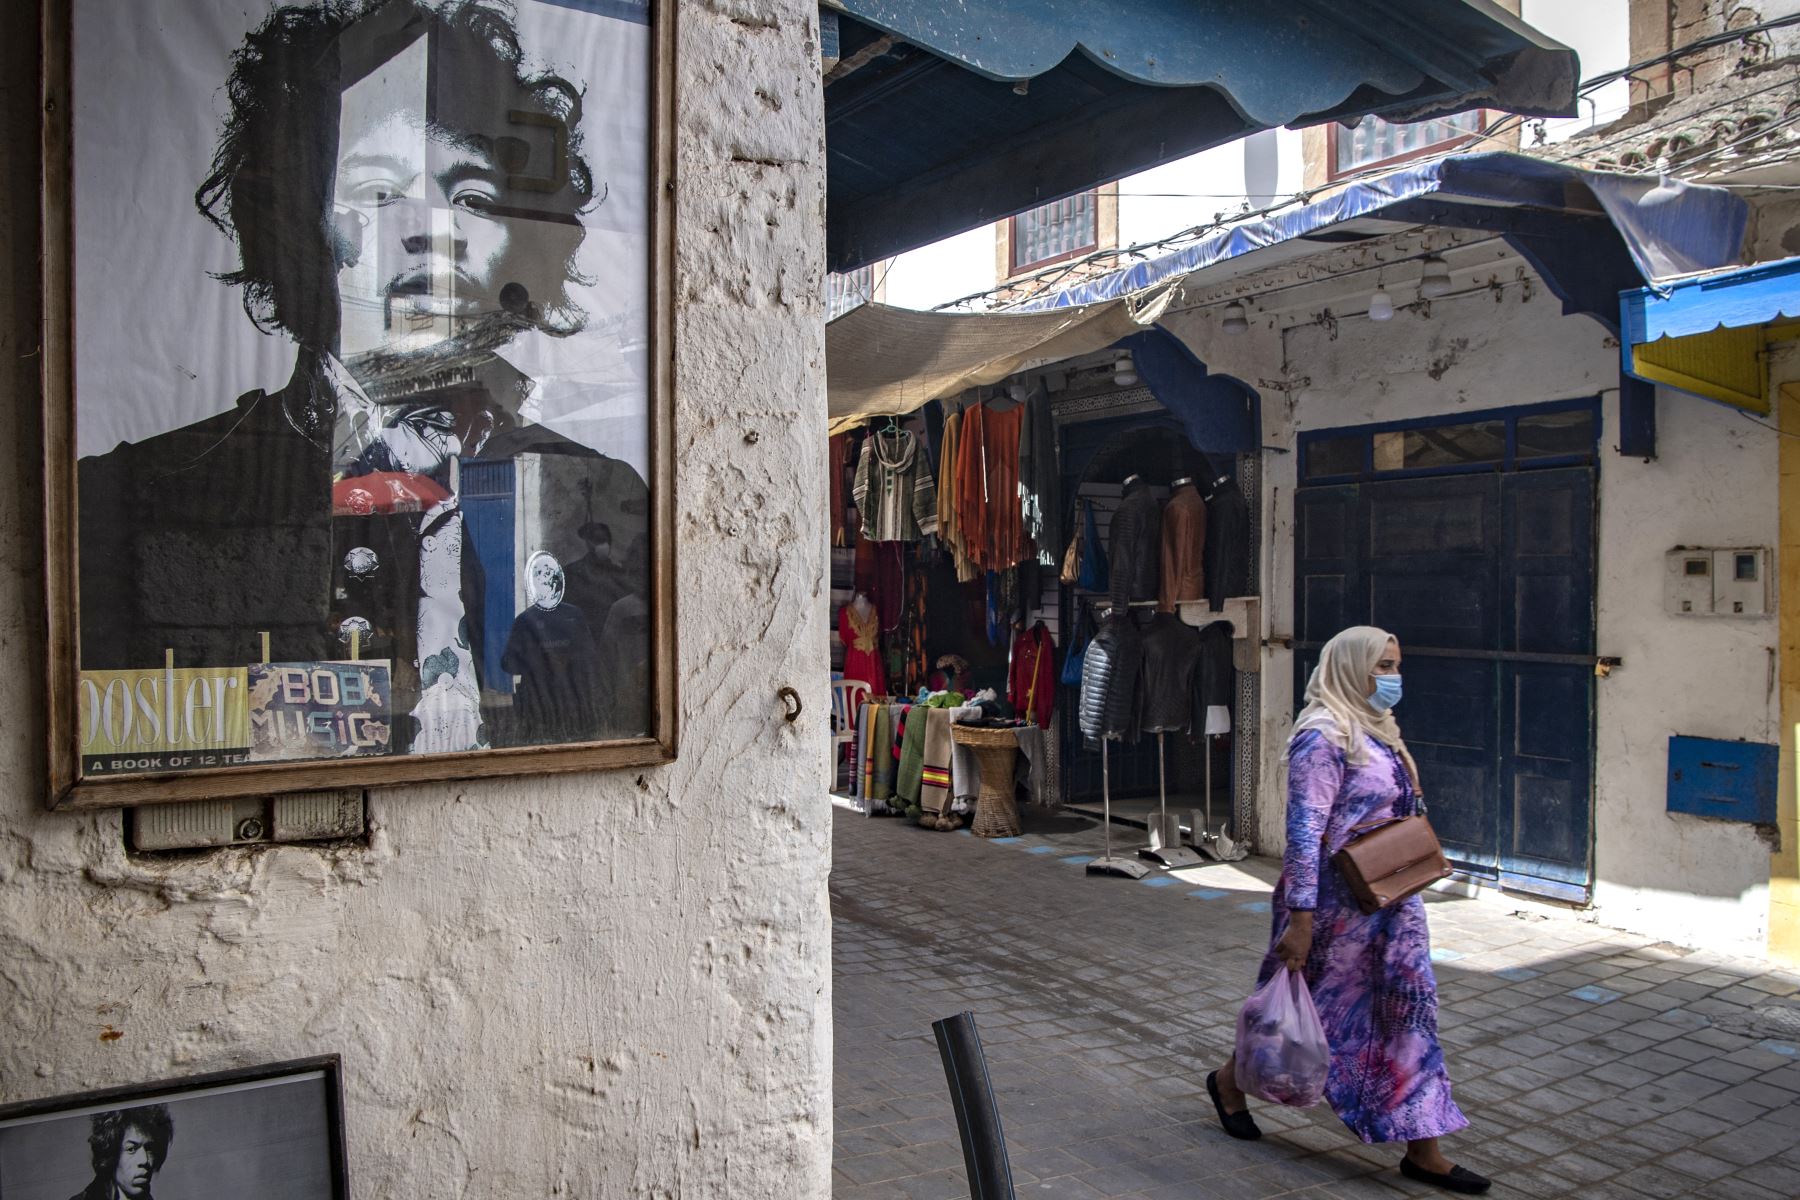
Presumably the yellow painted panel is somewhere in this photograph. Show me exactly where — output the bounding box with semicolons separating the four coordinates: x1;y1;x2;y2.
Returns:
1774;384;1800;964
1632;325;1769;414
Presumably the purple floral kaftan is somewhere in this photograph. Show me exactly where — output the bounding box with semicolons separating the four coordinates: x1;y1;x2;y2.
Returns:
1254;728;1468;1144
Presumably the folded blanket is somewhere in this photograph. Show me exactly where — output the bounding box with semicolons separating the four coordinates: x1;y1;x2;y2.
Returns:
920;708;955;816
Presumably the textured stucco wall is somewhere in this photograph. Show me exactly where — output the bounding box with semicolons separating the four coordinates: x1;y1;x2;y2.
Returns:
1166;271;1781;956
0;2;834;1196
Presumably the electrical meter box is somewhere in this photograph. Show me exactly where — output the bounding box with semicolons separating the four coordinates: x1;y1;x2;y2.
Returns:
1664;547;1770;617
1712;547;1770;616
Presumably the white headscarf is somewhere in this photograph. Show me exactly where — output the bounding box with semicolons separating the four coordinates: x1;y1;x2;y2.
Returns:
1291;625;1421;795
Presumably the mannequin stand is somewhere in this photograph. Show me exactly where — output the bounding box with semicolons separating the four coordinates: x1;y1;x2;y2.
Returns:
1087;737;1150;879
1140;732;1203;868
1193;732;1247;862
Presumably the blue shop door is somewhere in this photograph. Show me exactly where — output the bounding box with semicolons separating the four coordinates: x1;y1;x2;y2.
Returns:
459;460;517;696
1293;468;1594;899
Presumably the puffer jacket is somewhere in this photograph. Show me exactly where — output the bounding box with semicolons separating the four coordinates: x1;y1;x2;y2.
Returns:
1078;615;1142;745
1107;480;1161;613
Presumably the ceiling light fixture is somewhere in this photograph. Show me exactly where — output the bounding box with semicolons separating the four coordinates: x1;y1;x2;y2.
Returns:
1419;255;1452;298
1368;287;1394;322
1222;301;1249;334
1113;354;1139;387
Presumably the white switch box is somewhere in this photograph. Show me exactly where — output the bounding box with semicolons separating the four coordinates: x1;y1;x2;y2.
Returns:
1665;549;1714;616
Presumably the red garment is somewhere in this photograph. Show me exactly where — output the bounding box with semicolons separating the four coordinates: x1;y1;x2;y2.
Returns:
829;433;852;546
1008;622;1057;729
954;405;988;568
839;603;886;696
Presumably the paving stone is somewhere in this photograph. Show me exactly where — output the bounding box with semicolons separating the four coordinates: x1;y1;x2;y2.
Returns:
826;807;1800;1198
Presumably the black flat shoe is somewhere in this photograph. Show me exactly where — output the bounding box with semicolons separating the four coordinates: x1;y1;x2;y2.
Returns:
1205;1071;1262;1141
1399;1157;1491;1194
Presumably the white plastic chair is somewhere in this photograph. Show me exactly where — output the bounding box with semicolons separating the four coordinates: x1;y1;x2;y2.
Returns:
829;678;872;792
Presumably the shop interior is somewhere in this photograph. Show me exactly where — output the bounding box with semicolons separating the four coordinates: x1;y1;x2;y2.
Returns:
828;327;1262;864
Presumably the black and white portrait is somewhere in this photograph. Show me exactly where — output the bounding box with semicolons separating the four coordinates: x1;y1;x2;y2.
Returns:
66;0;655;779
0;1062;344;1200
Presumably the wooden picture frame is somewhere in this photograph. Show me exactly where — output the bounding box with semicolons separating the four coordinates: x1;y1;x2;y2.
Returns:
40;0;678;809
0;1056;350;1199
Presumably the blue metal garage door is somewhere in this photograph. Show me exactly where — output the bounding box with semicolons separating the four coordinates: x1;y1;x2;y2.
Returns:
1294;402;1598;901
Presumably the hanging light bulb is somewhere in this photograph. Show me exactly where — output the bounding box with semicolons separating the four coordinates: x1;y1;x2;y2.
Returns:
1368;288;1394;321
1222;301;1249;334
1006;380;1027;402
1113;353;1139;387
1419;255;1452;298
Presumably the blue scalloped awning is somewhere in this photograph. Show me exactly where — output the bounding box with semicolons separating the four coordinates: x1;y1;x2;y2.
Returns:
824;0;1578;271
1019;153;1749;314
1619;257;1800;413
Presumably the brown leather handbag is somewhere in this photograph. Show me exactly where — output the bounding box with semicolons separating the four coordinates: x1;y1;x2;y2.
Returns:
1331;812;1453;914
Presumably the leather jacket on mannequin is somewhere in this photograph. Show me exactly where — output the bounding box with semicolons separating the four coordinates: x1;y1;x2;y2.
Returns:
1107;476;1161;614
1077;614;1142;746
1138;613;1201;734
1203;473;1249;611
1158;478;1206;612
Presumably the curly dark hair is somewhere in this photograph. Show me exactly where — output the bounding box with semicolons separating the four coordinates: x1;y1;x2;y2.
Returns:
195;0;596;347
88;1105;174;1177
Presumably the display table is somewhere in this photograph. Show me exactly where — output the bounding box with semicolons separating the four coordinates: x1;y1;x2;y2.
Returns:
950;724;1022;838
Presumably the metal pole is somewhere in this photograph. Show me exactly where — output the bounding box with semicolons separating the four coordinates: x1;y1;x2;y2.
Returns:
1101;736;1113;860
932;1012;1018;1200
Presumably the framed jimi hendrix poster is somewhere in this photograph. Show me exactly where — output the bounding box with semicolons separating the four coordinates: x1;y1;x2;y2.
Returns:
40;0;677;807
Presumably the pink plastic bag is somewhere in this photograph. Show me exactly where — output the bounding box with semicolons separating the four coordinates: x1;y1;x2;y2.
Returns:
1233;967;1331;1107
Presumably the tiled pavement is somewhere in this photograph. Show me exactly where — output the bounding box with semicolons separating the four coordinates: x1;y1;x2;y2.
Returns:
829;804;1800;1199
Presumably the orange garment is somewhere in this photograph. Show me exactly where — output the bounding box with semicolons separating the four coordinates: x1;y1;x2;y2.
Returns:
982;403;1028;569
954;403;1029;570
954;404;988;569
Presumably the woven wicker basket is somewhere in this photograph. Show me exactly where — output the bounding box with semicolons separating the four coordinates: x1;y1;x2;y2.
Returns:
951;724;1022;838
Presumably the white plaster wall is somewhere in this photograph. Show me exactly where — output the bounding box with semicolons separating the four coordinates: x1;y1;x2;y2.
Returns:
1591;384;1779;957
0;2;834;1196
1163;273;1781;955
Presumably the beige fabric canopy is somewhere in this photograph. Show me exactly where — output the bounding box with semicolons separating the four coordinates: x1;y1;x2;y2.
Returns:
825;285;1176;433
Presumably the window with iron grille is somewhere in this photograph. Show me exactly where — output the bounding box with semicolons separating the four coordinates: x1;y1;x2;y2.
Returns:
1330;110;1485;178
1010;192;1098;274
826;264;876;320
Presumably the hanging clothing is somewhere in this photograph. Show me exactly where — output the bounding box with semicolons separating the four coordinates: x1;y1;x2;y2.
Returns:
868;704;896;800
982;403;1029;568
1014;723;1063;808
853;427;938;542
896;703;928;804
1204;474;1250;610
838;602;886;696
954;406;989;569
1019;385;1063;567
1196;620;1236;713
1008;622;1057;730
1136;613;1200;734
1158;481;1207;612
1077;615;1142;745
873;541;906;632
1107;478;1162;614
938;411;966;563
829;432;853;547
1257;728;1467;1145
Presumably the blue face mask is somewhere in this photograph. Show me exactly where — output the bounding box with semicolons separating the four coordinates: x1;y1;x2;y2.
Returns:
1368;674;1403;711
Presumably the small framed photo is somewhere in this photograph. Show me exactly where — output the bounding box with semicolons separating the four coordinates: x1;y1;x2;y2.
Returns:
40;0;678;808
0;1057;348;1199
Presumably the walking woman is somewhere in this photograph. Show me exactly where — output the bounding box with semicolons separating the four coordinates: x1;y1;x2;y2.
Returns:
1207;626;1489;1194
